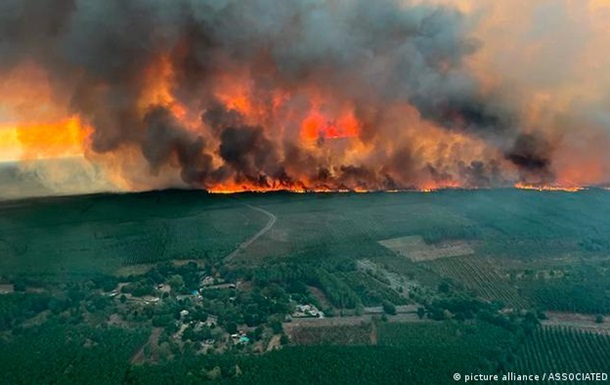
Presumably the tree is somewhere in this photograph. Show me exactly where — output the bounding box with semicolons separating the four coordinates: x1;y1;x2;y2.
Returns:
438;281;451;294
152;314;173;328
254;326;265;341
536;311;548;320
206;366;222;380
225;322;238;334
91;295;109;310
382;300;396;315
119;294;127;304
13;280;26;292
269;319;283;334
417;307;426;319
595;314;604;324
168;275;185;293
280;334;289;345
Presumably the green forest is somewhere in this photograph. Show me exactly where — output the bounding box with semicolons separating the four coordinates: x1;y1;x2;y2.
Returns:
2;189;610;384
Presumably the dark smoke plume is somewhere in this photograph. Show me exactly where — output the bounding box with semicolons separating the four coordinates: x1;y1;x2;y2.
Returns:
0;0;562;191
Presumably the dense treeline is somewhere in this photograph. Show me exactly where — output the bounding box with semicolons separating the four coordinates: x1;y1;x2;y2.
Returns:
378;322;518;376
0;292;55;331
0;322;148;385
125;345;470;385
245;259;402;311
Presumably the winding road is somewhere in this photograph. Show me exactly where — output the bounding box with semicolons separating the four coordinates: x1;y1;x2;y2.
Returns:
224;204;276;262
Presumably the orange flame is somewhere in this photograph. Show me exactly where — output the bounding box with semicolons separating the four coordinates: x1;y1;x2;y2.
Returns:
300;107;361;141
514;183;585;192
0;58;599;195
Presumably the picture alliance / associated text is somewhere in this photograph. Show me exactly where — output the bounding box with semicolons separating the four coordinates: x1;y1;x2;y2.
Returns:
455;372;609;382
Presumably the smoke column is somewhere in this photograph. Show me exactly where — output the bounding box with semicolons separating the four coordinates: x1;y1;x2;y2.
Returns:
1;0;609;195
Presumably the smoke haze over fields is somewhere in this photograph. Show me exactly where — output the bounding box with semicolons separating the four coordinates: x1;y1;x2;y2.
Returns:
1;0;610;197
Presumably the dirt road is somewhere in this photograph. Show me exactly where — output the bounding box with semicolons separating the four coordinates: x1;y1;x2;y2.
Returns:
542;312;610;335
131;327;162;365
225;204;276;262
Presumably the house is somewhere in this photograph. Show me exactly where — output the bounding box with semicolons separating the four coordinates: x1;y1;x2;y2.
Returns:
293;304;323;318
141;296;160;304
199;283;237;291
231;333;250;344
204;315;218;327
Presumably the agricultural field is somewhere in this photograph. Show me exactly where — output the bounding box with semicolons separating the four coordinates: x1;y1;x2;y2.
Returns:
285;322;374;346
378;235;474;262
377;321;517;373
517;262;610;314
510;326;610;380
425;256;530;309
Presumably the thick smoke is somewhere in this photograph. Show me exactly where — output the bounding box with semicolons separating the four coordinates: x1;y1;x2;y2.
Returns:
1;0;583;192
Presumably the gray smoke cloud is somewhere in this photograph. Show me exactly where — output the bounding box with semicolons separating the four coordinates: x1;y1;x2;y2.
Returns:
0;0;559;191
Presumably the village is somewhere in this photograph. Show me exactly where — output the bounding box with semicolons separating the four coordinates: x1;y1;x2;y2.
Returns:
92;262;339;360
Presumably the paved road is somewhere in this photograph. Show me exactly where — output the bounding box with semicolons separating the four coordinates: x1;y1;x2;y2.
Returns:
225;204;276;262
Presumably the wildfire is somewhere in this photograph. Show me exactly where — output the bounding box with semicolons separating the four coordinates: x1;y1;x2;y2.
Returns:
300;107;361;141
514;183;585;192
2;1;609;197
0;62;92;162
139;55;190;124
1;116;91;161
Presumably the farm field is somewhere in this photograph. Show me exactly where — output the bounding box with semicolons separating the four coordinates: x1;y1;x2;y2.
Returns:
285;322;374;345
378;235;474;262
510;326;610;381
425;256;530;309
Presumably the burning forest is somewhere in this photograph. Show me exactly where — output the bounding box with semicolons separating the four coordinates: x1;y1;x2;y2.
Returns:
1;0;610;195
